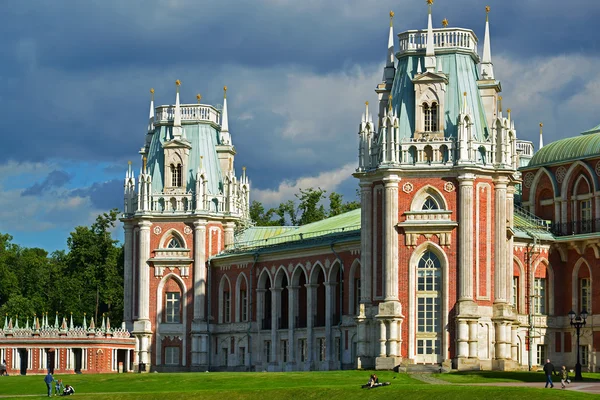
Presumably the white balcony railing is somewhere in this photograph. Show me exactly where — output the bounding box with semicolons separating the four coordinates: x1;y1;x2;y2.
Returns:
398;28;478;55
154;104;220;125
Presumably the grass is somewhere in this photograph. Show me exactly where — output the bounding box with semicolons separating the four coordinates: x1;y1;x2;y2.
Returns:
0;370;597;399
433;370;600;383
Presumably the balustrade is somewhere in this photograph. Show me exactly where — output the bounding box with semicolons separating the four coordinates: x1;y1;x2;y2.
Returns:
154;104;220;125
398;28;478;55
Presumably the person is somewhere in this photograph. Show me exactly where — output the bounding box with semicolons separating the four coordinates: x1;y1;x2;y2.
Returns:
543;359;555;388
0;359;6;376
62;385;75;396
44;371;54;397
55;379;64;396
368;374;379;388
560;366;570;389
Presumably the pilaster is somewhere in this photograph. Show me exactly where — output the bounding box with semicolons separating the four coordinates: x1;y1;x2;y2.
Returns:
193;220;207;320
383;175;400;301
360;182;373;303
123;222;134;329
458;174;475;302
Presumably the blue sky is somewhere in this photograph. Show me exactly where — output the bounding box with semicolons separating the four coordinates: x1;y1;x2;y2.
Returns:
2;0;600;251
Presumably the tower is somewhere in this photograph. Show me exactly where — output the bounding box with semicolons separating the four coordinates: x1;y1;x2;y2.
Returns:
354;4;521;370
121;82;250;372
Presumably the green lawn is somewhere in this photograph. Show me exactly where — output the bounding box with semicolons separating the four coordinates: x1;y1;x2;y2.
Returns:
433;370;600;383
0;370;596;400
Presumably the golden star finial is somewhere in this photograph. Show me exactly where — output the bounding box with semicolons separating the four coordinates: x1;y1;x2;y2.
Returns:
196;94;202;103
223;85;227;98
442;18;448;27
365;101;369;106
175;80;181;86
427;0;433;5
539;122;543;128
486;5;490;13
128;160;131;165
463;92;467;97
150;88;154;94
389;11;394;26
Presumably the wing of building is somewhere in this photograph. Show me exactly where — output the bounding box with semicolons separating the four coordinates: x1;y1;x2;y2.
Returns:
121;6;599;374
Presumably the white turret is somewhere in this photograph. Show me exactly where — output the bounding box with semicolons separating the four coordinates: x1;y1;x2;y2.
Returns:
425;0;436;72
539;122;544;149
220;86;232;145
148;89;155;133
173;80;182;140
481;6;495;80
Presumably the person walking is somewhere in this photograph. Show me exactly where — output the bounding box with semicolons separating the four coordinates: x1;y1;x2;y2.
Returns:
560;366;570;389
43;371;54;397
543;359;556;388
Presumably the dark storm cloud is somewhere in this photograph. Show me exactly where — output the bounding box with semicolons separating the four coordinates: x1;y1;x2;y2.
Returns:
21;170;71;196
70;179;122;210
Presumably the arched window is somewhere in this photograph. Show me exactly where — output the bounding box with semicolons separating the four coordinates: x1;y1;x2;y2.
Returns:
416;250;441;363
423;102;438;132
171;163;182;187
167;237;182;248
422;196;439;211
165;291;181;323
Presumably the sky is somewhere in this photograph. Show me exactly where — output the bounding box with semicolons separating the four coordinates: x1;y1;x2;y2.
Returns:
1;0;600;252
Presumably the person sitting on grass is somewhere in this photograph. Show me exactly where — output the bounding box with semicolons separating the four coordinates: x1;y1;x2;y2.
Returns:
368;374;379;388
62;385;75;396
55;379;64;396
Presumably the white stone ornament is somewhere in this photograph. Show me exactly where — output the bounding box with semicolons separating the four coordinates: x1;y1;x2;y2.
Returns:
402;182;414;194
595;161;600;177
444;182;455;192
556;166;567;183
184;226;192;235
153;226;162;235
523;172;535;188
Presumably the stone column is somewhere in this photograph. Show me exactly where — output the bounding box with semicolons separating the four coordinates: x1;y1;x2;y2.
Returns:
306;284;317;367
256;289;266;364
193;220;207;320
123;222;134;329
135;220;152;325
458;174;475;301
288;286;299;367
324;282;334;365
383;176;400;301
494;178;508;303
223;222;235;250
511;325;519;362
495;322;506;360
388;319;398;357
359;183;373;303
506;186;515;305
468;321;478;358
457;320;469;359
379;320;387;357
271;288;281;368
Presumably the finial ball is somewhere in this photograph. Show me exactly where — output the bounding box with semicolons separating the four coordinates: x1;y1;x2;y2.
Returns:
389;10;394;18
224;85;227;92
150;88;154;94
242;166;246;171
507;108;511;113
463;92;467;97
442;18;448;27
540;123;543;127
486;5;491;13
175;79;181;86
196;94;202;100
365;101;369;106
427;0;433;5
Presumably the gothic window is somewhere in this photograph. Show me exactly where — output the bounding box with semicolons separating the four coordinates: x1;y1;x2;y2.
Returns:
164;347;179;365
240;289;248;322
513;276;519;309
423;102;438;132
416;250;442;361
171;163;182;187
580;278;591;313
167;237;182;248
580;199;592;233
533;278;546;314
165;292;181;323
422;196;440;211
223;290;231;323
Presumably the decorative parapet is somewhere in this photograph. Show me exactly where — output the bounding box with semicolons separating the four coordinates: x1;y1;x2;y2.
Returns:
398;28;478;56
154;104;220;126
0;314;130;339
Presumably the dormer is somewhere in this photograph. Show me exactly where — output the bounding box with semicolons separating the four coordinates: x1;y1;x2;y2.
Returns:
413;71;448;140
163;139;192;191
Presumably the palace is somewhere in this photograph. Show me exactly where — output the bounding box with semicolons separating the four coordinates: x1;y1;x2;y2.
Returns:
120;5;600;374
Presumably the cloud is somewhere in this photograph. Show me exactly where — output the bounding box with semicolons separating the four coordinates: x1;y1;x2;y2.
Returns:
21;170;71;196
70;179;122;210
252;163;356;206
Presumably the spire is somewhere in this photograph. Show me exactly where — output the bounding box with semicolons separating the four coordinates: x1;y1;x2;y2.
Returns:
220;86;231;145
425;0;436;72
481;6;495;79
69;312;74;330
83;313;87;330
539;123;544;149
387;11;395;67
173;80;182;139
417;57;423;74
54;311;59;328
148;88;155;133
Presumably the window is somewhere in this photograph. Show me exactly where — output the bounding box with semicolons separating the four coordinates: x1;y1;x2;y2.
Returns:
318;338;326;362
580;346;588;367
416;250;442;362
263;341;271;363
513;277;519;309
537;344;546;366
240;290;248;322
171;163;182;187
422;196;439;211
165;292;181;323
580;278;591;313
423;102;438;132
167;237;182;248
533;278;546;314
222;348;228;366
239;347;245;366
165;347;179;365
417;251;441;292
299;339;307;362
223;291;231;323
580;199;592;233
281;340;288;363
354;279;361;315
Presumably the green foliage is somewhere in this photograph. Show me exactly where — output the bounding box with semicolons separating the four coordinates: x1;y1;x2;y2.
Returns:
251;188;360;227
0;209;123;327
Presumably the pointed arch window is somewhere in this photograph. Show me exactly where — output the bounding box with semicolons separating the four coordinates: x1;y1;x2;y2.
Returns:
171;163;182;187
422;196;440;211
416;250;442;360
423;102;438;132
167;237;182;248
165;292;181;323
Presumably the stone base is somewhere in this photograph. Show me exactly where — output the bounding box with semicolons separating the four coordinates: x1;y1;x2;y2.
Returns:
492;359;519;371
356;356;374;370
455;358;481;371
455;300;479;317
375;356;402;370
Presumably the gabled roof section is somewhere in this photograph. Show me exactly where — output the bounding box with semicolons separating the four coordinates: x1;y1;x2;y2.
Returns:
527;127;600;167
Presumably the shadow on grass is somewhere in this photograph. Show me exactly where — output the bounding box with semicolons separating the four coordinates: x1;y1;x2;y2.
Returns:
433;370;600;384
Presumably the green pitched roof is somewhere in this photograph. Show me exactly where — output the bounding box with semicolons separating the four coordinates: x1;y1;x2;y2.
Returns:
528;126;600;167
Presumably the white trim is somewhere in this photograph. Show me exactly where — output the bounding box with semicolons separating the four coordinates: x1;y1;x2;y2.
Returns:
155;272;188;366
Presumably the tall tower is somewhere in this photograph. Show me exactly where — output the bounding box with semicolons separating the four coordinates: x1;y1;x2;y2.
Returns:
121;82;250;372
354;4;521;371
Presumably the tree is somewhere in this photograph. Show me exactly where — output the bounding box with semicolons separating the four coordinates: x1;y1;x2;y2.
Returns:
296;188;327;225
328;192;360;217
